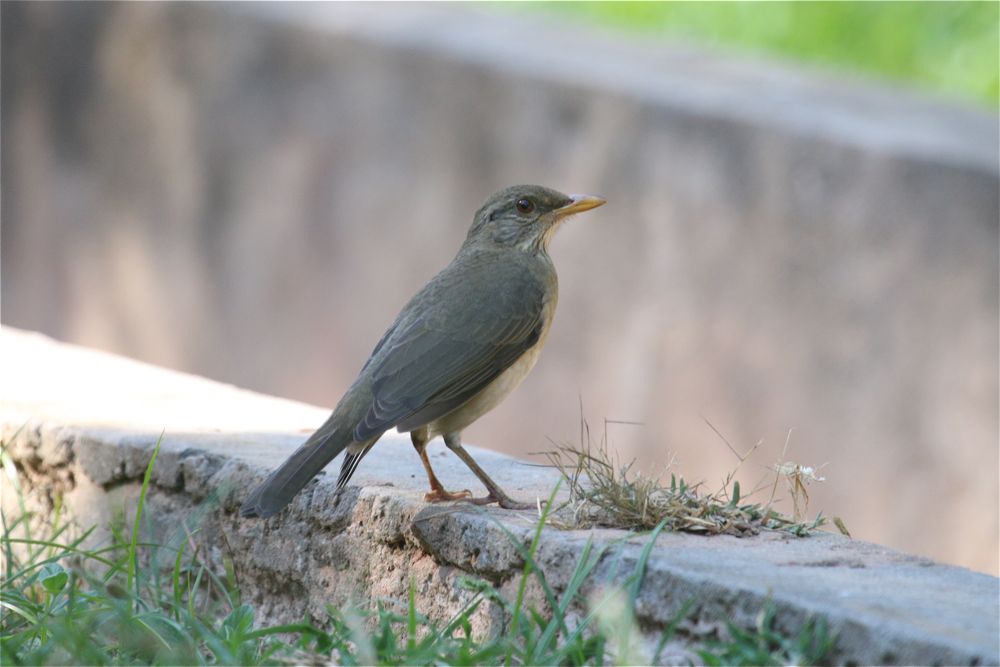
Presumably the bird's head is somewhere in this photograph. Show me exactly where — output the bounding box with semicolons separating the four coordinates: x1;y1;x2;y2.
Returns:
465;185;605;253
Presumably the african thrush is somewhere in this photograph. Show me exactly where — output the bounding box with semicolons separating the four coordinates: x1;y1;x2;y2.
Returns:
241;185;605;517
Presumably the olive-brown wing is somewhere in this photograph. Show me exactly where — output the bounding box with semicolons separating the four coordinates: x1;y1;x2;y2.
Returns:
353;264;546;440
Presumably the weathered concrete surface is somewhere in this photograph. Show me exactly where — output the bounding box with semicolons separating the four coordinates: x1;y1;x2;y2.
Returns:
2;2;997;576
2;329;997;665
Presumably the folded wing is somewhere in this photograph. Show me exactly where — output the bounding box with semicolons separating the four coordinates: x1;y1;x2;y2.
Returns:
353;256;547;440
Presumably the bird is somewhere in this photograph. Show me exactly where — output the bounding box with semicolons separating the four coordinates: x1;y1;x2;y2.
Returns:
240;185;605;518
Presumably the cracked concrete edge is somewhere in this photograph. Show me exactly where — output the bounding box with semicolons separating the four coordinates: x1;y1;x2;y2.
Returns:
3;417;997;665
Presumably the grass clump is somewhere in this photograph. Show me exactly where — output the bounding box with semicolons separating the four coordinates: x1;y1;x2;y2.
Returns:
545;420;830;537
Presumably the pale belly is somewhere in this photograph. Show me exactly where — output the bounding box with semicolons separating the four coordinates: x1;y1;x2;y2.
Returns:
427;343;544;438
426;289;557;439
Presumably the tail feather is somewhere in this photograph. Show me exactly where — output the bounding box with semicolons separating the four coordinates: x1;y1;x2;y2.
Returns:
336;444;375;490
241;421;355;518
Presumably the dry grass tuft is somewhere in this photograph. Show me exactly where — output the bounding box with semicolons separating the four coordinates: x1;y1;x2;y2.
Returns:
542;419;830;537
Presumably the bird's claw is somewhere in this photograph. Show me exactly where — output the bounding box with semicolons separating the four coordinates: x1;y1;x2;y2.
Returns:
467;494;536;511
424;488;473;503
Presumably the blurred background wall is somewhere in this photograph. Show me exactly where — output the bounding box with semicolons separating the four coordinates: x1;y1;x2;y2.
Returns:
2;2;997;574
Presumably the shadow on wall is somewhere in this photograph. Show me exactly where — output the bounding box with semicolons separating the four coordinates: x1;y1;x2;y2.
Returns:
1;2;998;574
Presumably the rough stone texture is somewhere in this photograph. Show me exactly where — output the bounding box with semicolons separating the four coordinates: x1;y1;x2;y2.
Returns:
2;2;997;576
2;329;997;665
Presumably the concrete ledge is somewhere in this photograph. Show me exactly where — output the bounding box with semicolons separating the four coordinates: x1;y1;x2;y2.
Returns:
2;328;998;665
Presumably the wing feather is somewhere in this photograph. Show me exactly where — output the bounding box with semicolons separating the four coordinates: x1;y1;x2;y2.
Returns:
352;253;548;440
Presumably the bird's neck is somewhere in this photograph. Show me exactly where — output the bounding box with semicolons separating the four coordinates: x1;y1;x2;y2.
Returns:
458;241;554;268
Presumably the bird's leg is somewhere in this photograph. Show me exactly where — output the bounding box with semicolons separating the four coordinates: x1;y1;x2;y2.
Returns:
443;432;535;510
411;428;471;502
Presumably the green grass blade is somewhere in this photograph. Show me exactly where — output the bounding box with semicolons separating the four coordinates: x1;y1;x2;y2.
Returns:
627;516;669;608
407;576;418;654
127;432;164;606
531;537;608;663
503;479;562;666
0;596;40;625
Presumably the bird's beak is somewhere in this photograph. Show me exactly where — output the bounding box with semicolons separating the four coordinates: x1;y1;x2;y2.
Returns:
554;194;606;220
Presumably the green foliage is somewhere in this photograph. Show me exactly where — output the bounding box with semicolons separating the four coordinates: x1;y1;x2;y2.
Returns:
1;443;835;665
525;2;999;106
698;604;835;666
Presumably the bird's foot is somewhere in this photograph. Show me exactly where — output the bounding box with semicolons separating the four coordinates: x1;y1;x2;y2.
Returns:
468;493;536;511
424;488;473;503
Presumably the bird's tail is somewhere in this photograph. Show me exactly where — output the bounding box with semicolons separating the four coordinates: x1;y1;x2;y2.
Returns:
240;416;358;518
336;443;375;490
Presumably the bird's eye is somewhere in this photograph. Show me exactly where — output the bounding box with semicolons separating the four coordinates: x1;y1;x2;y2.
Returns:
515;198;535;215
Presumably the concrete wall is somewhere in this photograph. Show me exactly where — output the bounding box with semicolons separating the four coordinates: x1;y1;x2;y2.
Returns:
2;2;997;574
